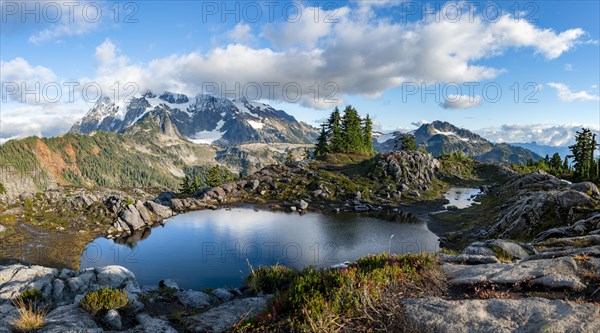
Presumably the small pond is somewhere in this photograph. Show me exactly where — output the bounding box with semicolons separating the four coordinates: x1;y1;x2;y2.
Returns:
80;208;439;289
443;187;481;209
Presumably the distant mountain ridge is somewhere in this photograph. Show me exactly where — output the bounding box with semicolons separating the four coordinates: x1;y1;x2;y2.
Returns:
374;121;541;164
70;91;318;146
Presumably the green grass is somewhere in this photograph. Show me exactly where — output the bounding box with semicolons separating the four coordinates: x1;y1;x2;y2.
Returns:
235;253;443;332
439;248;459;255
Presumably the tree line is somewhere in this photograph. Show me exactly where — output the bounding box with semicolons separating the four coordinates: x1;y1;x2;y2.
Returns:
518;128;599;183
314;106;375;157
179;165;237;194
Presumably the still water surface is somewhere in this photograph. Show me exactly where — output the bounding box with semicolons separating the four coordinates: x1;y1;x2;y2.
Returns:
80;208;439;289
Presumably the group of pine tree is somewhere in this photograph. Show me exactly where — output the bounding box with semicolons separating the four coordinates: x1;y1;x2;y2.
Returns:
314;106;375;156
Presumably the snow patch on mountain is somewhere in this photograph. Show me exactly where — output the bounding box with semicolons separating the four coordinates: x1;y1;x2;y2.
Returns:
188;119;226;144
432;128;470;142
247;120;264;129
376;132;395;143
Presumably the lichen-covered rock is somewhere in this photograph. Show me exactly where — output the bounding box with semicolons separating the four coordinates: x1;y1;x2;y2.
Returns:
443;256;586;291
183;297;268;332
403;297;600;333
372;151;440;190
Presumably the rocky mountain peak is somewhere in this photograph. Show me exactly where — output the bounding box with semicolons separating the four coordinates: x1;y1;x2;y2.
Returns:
69;91;318;146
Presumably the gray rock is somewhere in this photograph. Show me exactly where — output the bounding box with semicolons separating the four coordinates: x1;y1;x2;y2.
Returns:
146;201;173;219
119;205;146;230
486;239;530;260
0;265;58;300
0;303;18;332
212;288;233;302
403;296;600;333
52;279;65;300
443;256;586;291
159;279;179;290
438;253;500;265
246;179;260;191
298;199;309;210
184;297;268;332
95;265;136;288
462;242;496;257
39;304;100;333
177;290;211;308
129;313;178;333
571;181;600;197
67;272;95;294
0;224;5;233
104;309;122;330
135;201;152;224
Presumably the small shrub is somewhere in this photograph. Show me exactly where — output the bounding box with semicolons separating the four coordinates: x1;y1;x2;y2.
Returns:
123;198;135;206
245;263;297;294
489;245;514;263
15;289;42;304
12;298;46;332
80;287;128;316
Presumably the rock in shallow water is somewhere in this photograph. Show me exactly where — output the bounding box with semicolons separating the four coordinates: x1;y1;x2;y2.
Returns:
403;296;600;333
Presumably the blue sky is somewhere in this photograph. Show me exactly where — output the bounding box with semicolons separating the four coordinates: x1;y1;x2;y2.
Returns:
1;0;599;145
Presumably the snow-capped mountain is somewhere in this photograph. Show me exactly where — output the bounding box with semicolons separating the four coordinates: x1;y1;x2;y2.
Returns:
374;121;541;164
70;91;318;146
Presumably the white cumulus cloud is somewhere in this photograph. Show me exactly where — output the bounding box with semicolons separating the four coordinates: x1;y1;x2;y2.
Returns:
547;82;600;102
441;95;482;109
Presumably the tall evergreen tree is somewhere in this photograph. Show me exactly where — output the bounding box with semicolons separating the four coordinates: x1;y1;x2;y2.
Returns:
398;134;417;151
341;105;363;153
563;155;570;173
314;123;329;157
569;128;596;181
328;107;344;153
550;152;563;174
362;114;374;154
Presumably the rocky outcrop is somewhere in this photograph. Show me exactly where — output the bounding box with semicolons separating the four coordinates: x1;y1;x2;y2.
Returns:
0;264;268;332
371;151;440;191
484;171;599;240
403;296;600;333
444;256;586;291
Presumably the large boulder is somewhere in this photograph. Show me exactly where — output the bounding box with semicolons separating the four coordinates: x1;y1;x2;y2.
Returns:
443;256;585;291
0;265;58;300
145;201;173;219
403;297;600;333
128;313;178;333
95;266;137;289
39;304;100;333
183;297;268;332
571;182;600;198
119;205;146;231
177;290;212;308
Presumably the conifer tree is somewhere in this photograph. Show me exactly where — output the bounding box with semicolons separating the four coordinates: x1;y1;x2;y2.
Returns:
550;153;563;174
563;155;570;173
341;105;363;153
315;123;329;157
328;107;344;153
569;128;596;181
362;114;374;154
285;150;294;164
